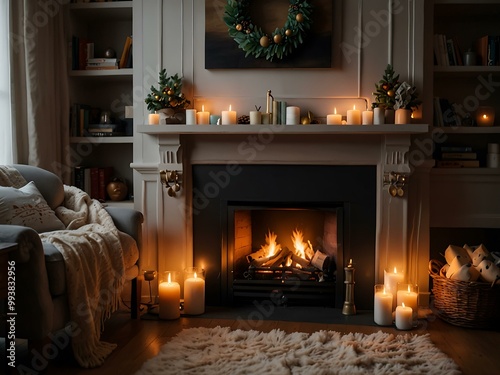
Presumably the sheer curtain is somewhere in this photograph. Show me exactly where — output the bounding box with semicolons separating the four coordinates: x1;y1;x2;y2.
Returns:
0;0;13;164
1;0;70;181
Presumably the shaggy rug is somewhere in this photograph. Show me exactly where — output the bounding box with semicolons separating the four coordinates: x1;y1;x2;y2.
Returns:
135;326;461;375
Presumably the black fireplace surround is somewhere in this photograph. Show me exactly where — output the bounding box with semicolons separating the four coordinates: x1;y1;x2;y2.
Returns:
192;164;376;310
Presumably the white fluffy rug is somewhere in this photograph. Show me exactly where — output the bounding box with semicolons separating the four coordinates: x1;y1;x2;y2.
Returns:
135;326;461;375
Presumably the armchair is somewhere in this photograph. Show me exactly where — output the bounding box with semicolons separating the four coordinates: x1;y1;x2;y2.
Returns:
0;164;142;347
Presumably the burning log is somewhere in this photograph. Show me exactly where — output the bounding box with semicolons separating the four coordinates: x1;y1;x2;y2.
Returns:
250;247;285;267
291;253;311;269
311;250;330;271
263;247;292;267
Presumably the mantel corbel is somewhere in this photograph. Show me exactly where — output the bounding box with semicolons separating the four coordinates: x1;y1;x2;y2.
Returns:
158;134;183;197
382;134;411;198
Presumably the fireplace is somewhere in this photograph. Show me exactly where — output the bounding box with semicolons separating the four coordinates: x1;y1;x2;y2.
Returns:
192;164;376;309
134;125;431;311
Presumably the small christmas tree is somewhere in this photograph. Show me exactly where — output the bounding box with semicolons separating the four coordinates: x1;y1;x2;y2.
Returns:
372;64;400;110
145;69;191;112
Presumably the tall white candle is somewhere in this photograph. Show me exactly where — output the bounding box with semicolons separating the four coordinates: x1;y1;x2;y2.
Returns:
395;303;413;330
327;107;342;125
185;109;197;125
374;285;393;326
286;106;300;125
184;272;205;315
158;272;180;320
347;105;361;125
221;105;237;125
362;110;374;125
384;267;404;310
196;105;210;125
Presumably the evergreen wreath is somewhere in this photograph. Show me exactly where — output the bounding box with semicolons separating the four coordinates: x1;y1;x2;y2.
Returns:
223;0;313;61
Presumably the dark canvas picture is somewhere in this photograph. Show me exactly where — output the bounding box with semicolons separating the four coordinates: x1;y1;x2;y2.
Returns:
205;0;333;69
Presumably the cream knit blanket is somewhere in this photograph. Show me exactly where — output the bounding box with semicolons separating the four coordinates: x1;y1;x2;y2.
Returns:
40;185;126;368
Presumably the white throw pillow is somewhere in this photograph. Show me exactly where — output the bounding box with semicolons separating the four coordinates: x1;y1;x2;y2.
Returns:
0;181;65;232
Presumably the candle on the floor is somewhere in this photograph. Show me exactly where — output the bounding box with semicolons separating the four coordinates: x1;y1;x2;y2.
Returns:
374;284;393;326
384;267;404;310
397;284;418;321
158;271;180;320
395;303;413;330
183;267;205;315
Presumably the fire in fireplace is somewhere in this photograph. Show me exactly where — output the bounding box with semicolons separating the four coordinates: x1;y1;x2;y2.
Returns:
229;206;341;306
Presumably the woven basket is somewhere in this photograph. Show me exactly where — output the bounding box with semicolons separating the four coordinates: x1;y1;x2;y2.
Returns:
429;259;500;329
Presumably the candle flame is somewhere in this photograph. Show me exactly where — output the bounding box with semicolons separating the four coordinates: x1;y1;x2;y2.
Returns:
229;105;232;111
334;107;337;114
194;272;197;279
393;267;397;274
402;302;406;308
383;287;387;294
353;105;356;110
168;272;171;283
202;105;205;112
483;114;488;119
407;285;411;293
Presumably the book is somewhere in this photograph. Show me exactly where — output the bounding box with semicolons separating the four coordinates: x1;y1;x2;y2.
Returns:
98;167;114;201
440;146;473;152
87;58;118;64
90;167;100;199
436;160;480;168
119;36;132;69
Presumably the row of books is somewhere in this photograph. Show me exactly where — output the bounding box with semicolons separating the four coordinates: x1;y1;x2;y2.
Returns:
74;166;114;201
70;104;126;137
435;146;480;168
476;35;499;66
434;34;463;66
71;35;132;70
433;97;468;127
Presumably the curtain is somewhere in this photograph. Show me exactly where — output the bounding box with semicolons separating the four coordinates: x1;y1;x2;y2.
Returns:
0;0;13;164
6;0;70;181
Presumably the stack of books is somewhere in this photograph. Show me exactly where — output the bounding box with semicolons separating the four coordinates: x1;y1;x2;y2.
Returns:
86;57;119;70
74;166;114;201
436;146;480;168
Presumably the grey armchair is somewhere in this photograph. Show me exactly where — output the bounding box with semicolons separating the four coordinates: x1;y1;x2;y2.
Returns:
0;164;143;343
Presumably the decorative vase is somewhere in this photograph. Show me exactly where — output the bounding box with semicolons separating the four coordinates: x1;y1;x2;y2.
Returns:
395;109;412;124
158;108;186;124
384;109;395;124
373;107;385;125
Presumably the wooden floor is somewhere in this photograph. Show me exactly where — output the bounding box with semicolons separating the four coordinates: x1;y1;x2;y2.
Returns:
8;306;500;375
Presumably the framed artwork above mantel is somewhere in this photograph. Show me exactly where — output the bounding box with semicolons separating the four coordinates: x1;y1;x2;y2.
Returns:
205;0;335;69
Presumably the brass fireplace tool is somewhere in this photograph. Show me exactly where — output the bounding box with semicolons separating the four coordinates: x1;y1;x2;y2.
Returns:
160;170;182;197
342;259;356;315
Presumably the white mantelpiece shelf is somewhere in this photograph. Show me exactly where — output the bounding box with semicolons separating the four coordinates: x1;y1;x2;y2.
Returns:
138;124;428;135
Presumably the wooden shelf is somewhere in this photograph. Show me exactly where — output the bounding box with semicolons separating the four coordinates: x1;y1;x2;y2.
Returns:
70;136;133;144
434;66;500;76
138;124;429;136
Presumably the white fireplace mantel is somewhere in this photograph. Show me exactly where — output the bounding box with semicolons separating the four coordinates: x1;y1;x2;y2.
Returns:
132;124;430;302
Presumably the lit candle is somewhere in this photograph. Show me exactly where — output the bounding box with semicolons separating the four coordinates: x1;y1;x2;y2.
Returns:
397;284;418;321
184;271;205;315
362;109;374;125
476;106;495;127
395;303;413;330
286;106;300;125
326;107;342;125
384;267;404;310
196;105;210;125
374;285;393;326
148;113;159;125
221;105;237;125
185;109;197;125
158;272;180;320
346;105;361;125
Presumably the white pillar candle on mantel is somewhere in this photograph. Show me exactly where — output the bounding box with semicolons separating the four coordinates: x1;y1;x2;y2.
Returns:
183;268;205;315
185;109;197;125
384;267;404;309
374;284;393;326
196;105;210;125
326;107;342;125
250;111;262;125
395;303;413;330
362;109;374;125
148;113;160;125
158;272;180;320
221;105;237;125
286;106;300;125
347;105;361;125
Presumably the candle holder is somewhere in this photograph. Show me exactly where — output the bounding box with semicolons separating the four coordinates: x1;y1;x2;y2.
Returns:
183;267;206;315
158;271;181;320
342;259;356;315
476;106;495;127
397;283;419;325
141;269;158;314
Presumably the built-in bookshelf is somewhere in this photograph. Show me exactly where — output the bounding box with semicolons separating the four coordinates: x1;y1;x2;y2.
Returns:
68;1;134;206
